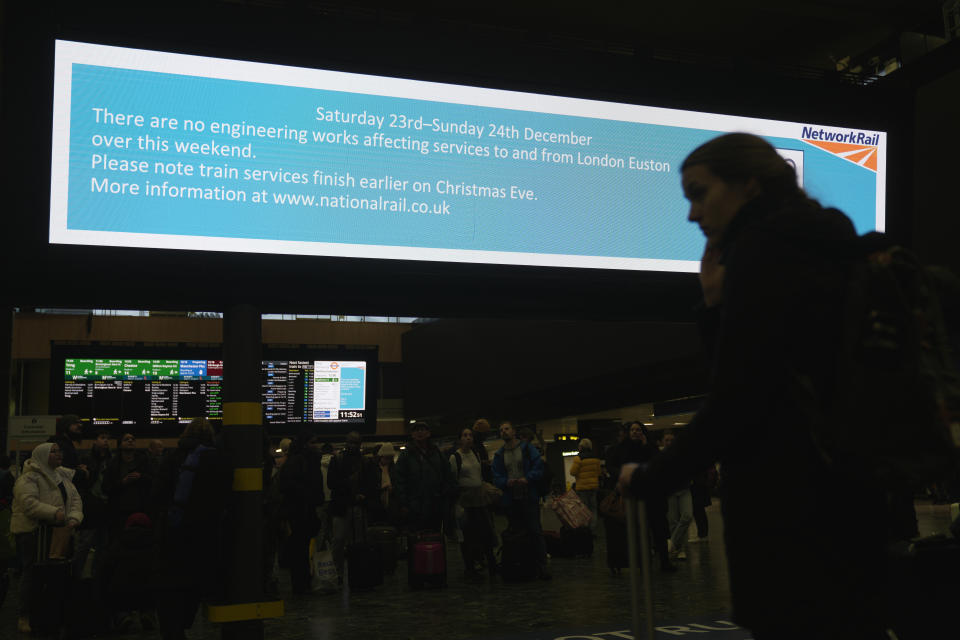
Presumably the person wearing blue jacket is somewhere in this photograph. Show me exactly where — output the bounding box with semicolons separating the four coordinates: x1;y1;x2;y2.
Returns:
492;421;550;579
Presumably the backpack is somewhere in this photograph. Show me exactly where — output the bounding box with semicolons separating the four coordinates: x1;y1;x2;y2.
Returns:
520;442;554;496
452;449;481;477
811;235;960;490
167;444;214;531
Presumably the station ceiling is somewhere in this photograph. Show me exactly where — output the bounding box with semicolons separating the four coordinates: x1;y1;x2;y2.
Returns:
231;0;949;77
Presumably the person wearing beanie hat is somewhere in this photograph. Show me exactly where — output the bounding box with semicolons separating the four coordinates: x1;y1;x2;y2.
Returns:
101;511;159;632
11;442;84;633
125;512;152;530
570;438;601;536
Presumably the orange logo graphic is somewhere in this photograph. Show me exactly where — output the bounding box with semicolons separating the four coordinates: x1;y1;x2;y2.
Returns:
803;139;878;172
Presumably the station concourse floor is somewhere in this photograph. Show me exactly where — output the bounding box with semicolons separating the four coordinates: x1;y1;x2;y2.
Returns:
2;500;954;640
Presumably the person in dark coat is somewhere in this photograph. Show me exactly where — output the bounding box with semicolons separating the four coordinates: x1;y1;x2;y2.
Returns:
276;429;323;594
326;431;379;583
49;414;82;469
73;429;112;577
608;421;674;573
620;133;888;639
152;418;231;640
102;433;154;535
48;413;89;489
0;454;14;609
394;422;456;533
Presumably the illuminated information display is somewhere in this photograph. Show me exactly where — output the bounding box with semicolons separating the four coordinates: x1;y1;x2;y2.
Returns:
50;40;886;273
262;360;367;425
63;358;223;425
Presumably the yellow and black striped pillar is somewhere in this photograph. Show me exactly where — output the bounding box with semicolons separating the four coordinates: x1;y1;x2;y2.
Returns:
209;304;282;640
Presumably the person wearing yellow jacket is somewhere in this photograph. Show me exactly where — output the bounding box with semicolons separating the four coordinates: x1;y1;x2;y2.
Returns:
569;439;601;535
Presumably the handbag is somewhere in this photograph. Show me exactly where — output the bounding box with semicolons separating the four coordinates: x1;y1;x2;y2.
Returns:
457;486;486;509
480;482;503;507
599;490;626;521
48;525;73;559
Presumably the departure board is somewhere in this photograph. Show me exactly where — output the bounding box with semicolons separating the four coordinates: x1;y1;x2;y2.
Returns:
61;357;369;427
261;360;367;426
63;358;223;425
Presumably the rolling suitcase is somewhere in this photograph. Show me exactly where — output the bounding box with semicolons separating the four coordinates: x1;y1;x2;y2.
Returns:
29;525;70;635
625;497;656;640
367;524;399;575
346;507;383;590
408;530;447;589
562;526;593;557
499;526;538;582
544;526;593;558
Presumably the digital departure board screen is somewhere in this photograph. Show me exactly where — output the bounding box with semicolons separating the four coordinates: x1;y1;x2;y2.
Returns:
63;358;223;425
261;360;368;425
54;348;376;431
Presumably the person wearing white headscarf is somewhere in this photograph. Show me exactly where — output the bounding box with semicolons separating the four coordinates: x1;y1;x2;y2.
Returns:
11;442;83;633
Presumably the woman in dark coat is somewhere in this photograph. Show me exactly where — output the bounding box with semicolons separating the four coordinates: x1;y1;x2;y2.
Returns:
276;429;322;594
605;421;673;573
621;133;887;639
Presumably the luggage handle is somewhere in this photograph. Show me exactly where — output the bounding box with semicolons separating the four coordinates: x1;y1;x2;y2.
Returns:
352;505;368;543
625;497;655;640
36;525;50;564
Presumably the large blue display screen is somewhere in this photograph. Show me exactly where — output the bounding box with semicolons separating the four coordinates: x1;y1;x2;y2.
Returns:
50;40;887;272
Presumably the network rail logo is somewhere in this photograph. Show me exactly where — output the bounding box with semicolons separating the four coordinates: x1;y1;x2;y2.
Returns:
801;126;880;172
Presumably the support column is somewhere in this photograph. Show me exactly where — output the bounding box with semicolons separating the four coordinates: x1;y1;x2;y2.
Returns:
210;304;282;640
1;306;12;452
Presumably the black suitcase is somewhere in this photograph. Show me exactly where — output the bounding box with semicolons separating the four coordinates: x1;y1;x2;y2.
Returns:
499;527;538;582
367;525;399;575
29;526;70;635
562;526;593;558
347;542;383;589
63;577;111;639
347;507;383;590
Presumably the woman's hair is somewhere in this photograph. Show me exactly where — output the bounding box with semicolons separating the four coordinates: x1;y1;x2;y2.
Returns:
682;133;803;200
181;417;215;444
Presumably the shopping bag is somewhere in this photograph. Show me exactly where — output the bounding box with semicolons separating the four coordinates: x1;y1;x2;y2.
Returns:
48;526;73;559
311;547;337;593
550;489;593;529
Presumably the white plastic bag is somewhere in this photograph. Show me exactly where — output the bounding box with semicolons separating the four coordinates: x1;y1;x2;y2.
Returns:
311;547;337;593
